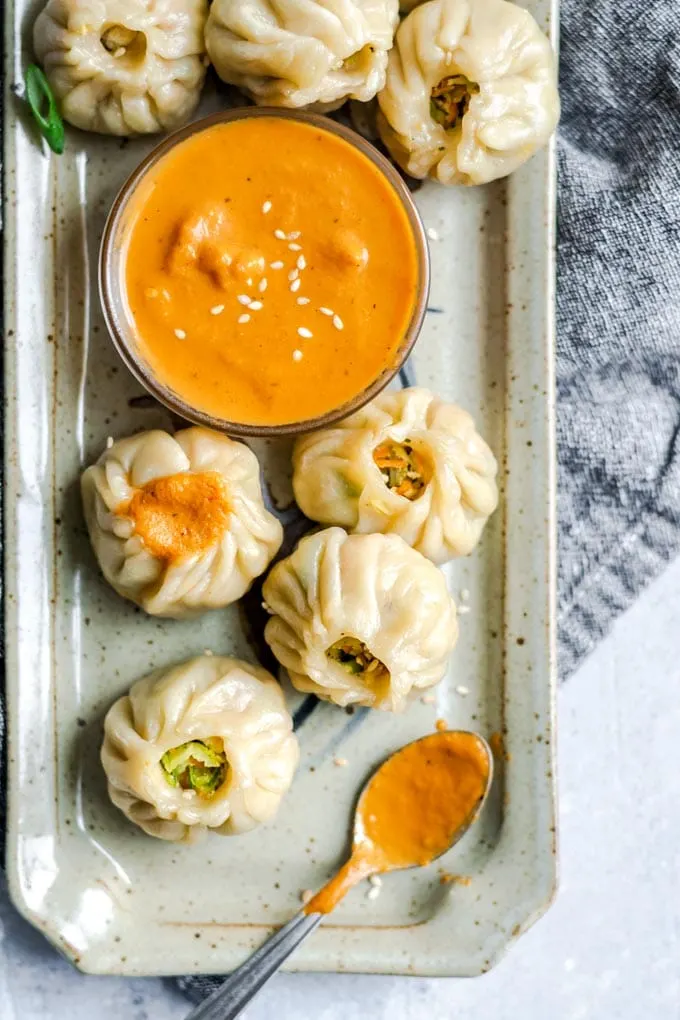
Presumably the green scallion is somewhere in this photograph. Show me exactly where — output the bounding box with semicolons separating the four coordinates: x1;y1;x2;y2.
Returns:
24;64;65;155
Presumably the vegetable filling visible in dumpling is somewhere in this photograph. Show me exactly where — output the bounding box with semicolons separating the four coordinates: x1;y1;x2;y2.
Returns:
122;471;231;561
160;738;228;796
430;75;479;129
100;24;148;65
326;637;390;687
373;439;431;500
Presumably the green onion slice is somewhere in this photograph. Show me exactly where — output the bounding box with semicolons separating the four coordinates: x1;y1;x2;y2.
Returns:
24;64;65;155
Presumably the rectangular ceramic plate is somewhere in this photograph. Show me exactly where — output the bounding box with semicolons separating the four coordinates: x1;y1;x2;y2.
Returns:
3;0;557;977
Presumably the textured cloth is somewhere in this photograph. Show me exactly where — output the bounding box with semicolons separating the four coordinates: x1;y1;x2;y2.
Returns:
3;0;680;1003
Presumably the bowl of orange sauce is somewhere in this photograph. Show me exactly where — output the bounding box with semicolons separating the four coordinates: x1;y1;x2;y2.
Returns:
99;109;429;437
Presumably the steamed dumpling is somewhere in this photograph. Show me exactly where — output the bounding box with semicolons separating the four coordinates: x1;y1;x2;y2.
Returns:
33;0;208;136
292;388;498;564
205;0;399;110
263;528;458;711
101;655;299;841
81;427;283;618
377;0;559;185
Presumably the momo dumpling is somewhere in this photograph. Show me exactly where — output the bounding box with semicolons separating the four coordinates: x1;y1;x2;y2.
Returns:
101;655;299;841
33;0;208;136
292;388;498;564
263;528;458;711
81;427;282;618
205;0;399;110
377;0;560;185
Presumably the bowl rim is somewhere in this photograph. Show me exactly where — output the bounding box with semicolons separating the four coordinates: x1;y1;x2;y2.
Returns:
98;106;430;438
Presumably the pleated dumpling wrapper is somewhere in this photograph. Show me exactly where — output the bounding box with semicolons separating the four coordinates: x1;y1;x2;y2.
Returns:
205;0;399;110
263;528;459;711
101;655;299;842
81;427;283;618
292;388;498;564
33;0;208;136
377;0;559;185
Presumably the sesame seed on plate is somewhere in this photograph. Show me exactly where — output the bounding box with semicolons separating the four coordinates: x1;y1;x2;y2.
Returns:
332;315;344;330
319;307;333;316
274;229;286;240
455;685;470;696
238;313;251;324
369;875;382;887
300;890;313;905
106;436;114;449
290;279;301;292
270;261;284;270
237;294;251;306
259;278;268;293
297;327;313;338
297;255;306;270
288;268;299;281
334;756;348;767
288;243;302;252
421;693;436;704
427;227;440;241
262;200;272;214
460;588;470;601
210;304;225;315
174;328;186;339
367;885;381;901
458;605;471;615
203;649;214;656
292;349;303;362
297;296;310;305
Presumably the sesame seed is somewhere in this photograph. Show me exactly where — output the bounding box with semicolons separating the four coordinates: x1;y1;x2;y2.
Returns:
458;605;471;615
262;200;272;214
460;588;470;601
297;327;313;338
369;875;382;887
300;889;313;905
204;649;214;656
249;300;263;311
319;307;333;316
259;278;268;293
297;255;306;270
297;296;310;305
288;269;299;281
288;243;302;252
174;328;186;339
270;261;284;270
237;294;251;306
427;227;440;241
106;436;114;449
246;277;253;286
210;304;225;315
292;349;303;362
421;693;436;704
238;313;251;324
332;315;344;330
290;279;301;293
334;756;348;767
367;885;381;901
274;229;286;240
288;231;301;240
455;685;470;696
145;287;158;298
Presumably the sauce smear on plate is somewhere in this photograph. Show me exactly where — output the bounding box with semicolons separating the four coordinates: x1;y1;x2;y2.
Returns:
122;117;420;427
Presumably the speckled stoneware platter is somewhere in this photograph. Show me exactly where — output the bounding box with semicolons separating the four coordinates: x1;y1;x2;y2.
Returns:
3;0;558;978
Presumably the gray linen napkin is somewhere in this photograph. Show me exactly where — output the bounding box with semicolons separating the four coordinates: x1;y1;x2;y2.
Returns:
3;0;680;1001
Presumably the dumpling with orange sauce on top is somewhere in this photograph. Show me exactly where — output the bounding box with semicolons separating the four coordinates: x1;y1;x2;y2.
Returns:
81;427;283;618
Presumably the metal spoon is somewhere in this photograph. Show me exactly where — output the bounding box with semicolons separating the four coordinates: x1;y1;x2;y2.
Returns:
184;730;493;1020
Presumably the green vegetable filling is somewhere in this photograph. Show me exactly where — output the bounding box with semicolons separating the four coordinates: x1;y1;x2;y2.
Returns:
430;74;479;129
373;439;430;501
327;637;389;685
160;739;227;797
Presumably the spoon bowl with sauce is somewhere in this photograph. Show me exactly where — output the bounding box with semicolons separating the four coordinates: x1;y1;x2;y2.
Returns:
186;730;493;1020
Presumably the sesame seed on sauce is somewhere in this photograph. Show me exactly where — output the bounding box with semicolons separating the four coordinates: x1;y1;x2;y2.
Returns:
332;315;344;330
249;301;263;311
297;255;306;270
288;268;299;281
145;287;158;298
319;307;333;316
290;279;301;292
210;305;225;315
238;313;251;324
262;200;272;214
270;261;284;270
297;296;310;305
288;231;301;240
246;277;253;286
297;327;313;338
274;229;286;240
174;328;186;339
259;279;268;292
292;349;303;361
237;294;251;306
289;243;302;252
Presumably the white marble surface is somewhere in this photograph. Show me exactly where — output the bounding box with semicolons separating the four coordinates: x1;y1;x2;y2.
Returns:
4;555;680;1019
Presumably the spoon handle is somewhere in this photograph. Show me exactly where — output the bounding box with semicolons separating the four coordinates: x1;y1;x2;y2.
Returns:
184;911;322;1020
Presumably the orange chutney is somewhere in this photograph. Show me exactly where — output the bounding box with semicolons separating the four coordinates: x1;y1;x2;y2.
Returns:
122;118;420;427
122;472;230;560
304;731;491;915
